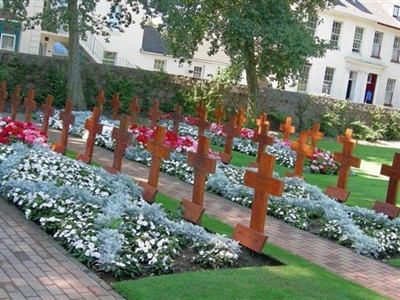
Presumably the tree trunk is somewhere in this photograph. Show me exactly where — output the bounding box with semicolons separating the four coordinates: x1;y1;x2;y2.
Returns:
243;38;259;117
67;0;86;110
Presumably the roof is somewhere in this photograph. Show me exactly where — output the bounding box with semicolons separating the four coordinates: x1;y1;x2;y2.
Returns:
332;0;400;30
141;25;167;55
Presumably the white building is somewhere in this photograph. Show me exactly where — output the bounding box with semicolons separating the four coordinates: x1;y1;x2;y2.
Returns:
1;0;399;108
286;0;400;109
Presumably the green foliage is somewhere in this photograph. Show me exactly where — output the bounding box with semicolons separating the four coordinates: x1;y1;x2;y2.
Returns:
47;64;67;107
320;101;349;137
295;95;313;131
384;111;400;141
267;110;286;131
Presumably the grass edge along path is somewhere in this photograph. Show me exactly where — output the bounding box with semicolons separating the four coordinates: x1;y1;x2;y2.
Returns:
112;193;386;300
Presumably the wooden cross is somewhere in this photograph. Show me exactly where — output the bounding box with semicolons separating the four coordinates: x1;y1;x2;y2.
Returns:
52;100;75;155
279;117;295;141
96;90;106;113
10;85;21;121
286;131;313;178
373;153;400;218
325;129;361;202
171;104;183;134
40;95;54;134
308;122;324;148
148;100;161;128
111;92;121;120
77;107;103;164
181;135;216;223
139;126;172;203
128;96;141;126
23;89;36;123
104;115;132;174
235;107;246;129
213;104;225;125
193;101;210;136
0;81;7;113
219;115;240;164
233;152;284;252
250;113;274;166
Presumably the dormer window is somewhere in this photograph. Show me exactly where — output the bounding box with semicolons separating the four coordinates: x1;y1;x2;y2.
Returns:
394;5;400;18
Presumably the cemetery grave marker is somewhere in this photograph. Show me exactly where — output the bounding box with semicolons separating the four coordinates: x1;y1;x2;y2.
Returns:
23;89;36;123
40;95;54;134
96;90;106;113
0;81;7;113
286;131;313;178
77;107;103;164
52;100;75;155
236;108;246;129
213;104;225;125
181;135;216;223
148;100;161;128
219;115;240;164
10;85;21;121
325;129;361;202
104;114;132;174
233;152;284;252
193;101;210;136
171;104;183;134
128;96;141;126
373;153;400;218
249;113;274;167
138;126;172;202
308;122;323;148
279;117;295;141
111;92;121;120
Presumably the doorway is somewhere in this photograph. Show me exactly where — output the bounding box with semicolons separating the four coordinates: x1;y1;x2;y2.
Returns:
346;71;357;100
364;73;377;104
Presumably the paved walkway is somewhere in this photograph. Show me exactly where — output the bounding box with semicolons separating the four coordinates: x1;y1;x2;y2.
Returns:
1;116;400;299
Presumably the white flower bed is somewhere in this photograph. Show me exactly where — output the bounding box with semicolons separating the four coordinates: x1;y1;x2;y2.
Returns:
0;143;240;278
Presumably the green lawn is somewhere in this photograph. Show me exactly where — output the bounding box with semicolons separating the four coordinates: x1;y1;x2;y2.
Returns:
112;193;385;300
211;141;399;209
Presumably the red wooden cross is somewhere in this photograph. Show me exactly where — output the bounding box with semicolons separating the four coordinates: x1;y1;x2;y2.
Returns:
193;101;210;136
40;95;54;134
128;96;141;126
279;117;295;141
10;85;21;121
171;104;183;134
23;89;36;123
373;153;400;218
52;100;75;155
251;113;274;165
181;135;216;223
213;104;225;125
219;115;240;164
308;122;323;148
139;126;172;202
0;81;7;113
325;129;361;202
148;100;161;128
104;114;132;174
96;90;106;113
111;92;121;120
233;153;284;252
77;107;103;164
286;131;313;178
236;108;246;129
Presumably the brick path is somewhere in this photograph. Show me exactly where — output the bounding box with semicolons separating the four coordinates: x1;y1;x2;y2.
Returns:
2;116;400;299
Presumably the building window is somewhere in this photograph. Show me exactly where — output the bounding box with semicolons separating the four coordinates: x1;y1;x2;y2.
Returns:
0;0;3;8
306;15;318;36
384;79;396;106
53;41;68;56
322;67;335;95
330;21;342;49
193;66;203;78
153;59;166;71
103;51;117;65
352;27;364;53
391;36;400;63
0;34;16;51
371;31;383;58
297;64;311;92
393;5;400;18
